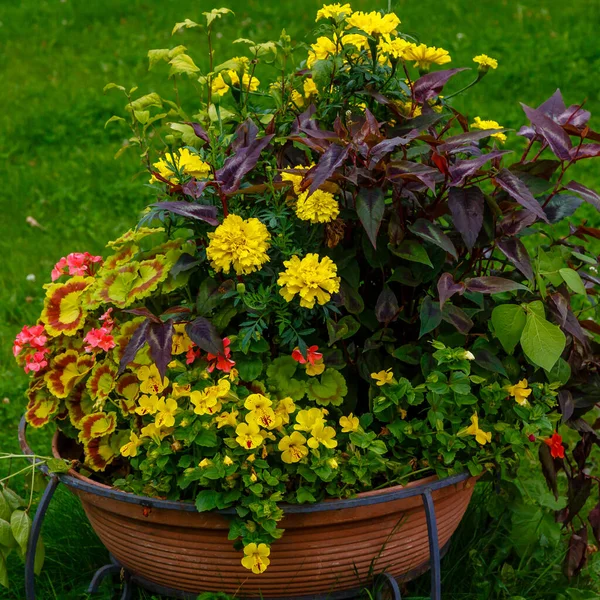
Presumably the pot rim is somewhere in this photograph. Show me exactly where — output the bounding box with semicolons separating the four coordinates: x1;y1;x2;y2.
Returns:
19;416;474;514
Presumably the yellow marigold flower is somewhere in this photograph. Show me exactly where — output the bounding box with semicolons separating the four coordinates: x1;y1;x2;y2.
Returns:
473;54;498;71
235;421;263;450
155;397;178;428
135;394;161;416
308;423;338;449
140;422;171;444
295;190;340;224
137;364;169;395
397;99;422;118
223;455;234;466
150;148;211;184
339;413;360;433
506;379;532;406
215;409;239;429
171;323;194;355
241;543;271;574
245;393;278;429
305;358;326;377
211;70;260;98
378;35;411;61
307;36;338;69
471;117;507;143
278;253;341;309
346;11;400;36
341;33;369;51
199;458;211;468
316;3;352;21
206;214;271;276
303;78;318;98
120;431;142;458
371;368;394;386
403;43;451;70
278;431;309;463
281;164;313;195
465;413;492;445
294;407;326;432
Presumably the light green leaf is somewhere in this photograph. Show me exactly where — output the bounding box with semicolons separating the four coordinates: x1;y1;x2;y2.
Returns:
133;110;150;124
389;239;432;267
169;54;201;77
559;268;586;295
172;19;200;36
306;369;348;407
104;115;126;129
147;48;170;69
572;251;596;265
491;304;526;354
126;93;162;112
103;82;125;93
0;519;15;549
10;510;31;555
0;553;7;589
0;495;9;522
203;8;234;28
520;302;566;371
2;488;25;511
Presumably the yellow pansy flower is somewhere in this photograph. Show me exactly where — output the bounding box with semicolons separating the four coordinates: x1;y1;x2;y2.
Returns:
135;394;161;416
215;409;239;429
506;379;532;406
371;368;394;386
245;393;279;429
465;413;492;446
155;397;178;428
339;413;360;433
120;431;142;458
241;543;271;574
278;431;309;463
137;364;169;395
308;423;338;449
235;421;263;450
294;408;326;432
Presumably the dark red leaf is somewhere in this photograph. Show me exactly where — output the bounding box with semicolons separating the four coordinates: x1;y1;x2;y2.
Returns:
537;89;566;119
569;144;600;161
437;129;506;153
408;218;457;259
375;287;399;324
118;319;150;375
495;168;550;223
304;144;350;195
589;498;600;545
356;187;385;248
431;152;450;177
231;118;258;151
449;150;511;186
184;121;210;144
413;68;468;103
442;304;474;334
448;186;484;250
497;238;534;281
573;433;594;470
566;180;600;211
564;527;588;578
123;308;162;323
549;293;569;327
558;390;575;423
186;317;223;355
181;179;209;199
437;273;465;309
565;474;593;526
499;208;538;236
521;103;572;161
465;276;528;294
147;320;174;380
368;131;418;168
539;442;559;499
151;201;218;226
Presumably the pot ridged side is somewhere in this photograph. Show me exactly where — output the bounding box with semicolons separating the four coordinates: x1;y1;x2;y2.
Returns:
74;477;475;597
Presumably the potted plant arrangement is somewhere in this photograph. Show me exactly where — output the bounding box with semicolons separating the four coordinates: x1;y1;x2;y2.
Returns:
8;2;600;596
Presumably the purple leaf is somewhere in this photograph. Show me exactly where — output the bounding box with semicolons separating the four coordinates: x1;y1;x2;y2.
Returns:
466;276;528;294
123;308;162;323
186;317;223;355
184;121;210;143
291;104;317;134
413;68;468;103
449;150;511;186
304;144;350;195
539;443;559;499
442;304;474;334
448;186;484;250
565;474;592;527
368;131;418;168
437;130;506;153
558;389;575;422
231;118;258;152
147;320;174;379
356;187;385;248
559;105;591;128
495;168;550;223
151;201;218;226
589;500;600;545
118;319;150;375
543;193;583;223
566;180;600;211
181;179;209;200
419;296;442;337
569;144;600;161
375;287;399;323
408;218;458;259
521;103;572;161
537;89;566;120
437;273;465;309
548;292;569;327
299;127;339;141
499;208;538;236
497;238;534;281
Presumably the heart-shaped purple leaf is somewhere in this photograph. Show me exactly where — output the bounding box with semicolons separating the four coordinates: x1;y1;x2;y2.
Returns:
186;317;223;355
448;186;484;250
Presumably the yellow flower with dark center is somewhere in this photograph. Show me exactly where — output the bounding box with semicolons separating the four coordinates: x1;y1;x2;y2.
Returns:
171;382;191;398
371;368;394;386
171;323;194;355
346;11;400;36
135;394;161;416
473;54;498;71
215;409;239;429
206;214;271;275
471;117;507;143
316;3;352;21
339;413;360;432
307;423;338;449
245;393;278;429
120;431;142;458
274;397;296;424
278;253;341;309
305;358;326;376
137;364;169;395
235;421;263;450
150;148;211;184
505;379;532;406
307;36;338;69
403;43;451;69
464;413;492;445
155;397;178;428
241;543;271;574
278;431;309;463
294;408;326;432
295;190;340;224
140;422;171;444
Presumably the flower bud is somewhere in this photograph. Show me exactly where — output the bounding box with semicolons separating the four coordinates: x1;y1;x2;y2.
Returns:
170;441;182;452
199;458;211;468
528;434;536;442
463;350;475;361
224;455;234;466
236;283;246;294
327;458;338;469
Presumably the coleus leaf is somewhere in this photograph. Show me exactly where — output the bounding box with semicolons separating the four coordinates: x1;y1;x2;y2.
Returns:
521;103;572;161
147;319;174;379
413;68;468;103
356;187;384;248
408;218;458;259
448;186;484;250
185;317;223;355
151;201;218;225
497;238;534;281
304;144;350;195
494;168;550;224
437;273;465;309
466;276;528;294
449;150;511;186
118;319;150;375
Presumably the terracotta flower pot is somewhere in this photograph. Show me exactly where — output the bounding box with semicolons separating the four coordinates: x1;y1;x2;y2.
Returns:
52;432;476;598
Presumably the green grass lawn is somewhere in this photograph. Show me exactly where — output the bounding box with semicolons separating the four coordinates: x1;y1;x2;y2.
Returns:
2;0;600;597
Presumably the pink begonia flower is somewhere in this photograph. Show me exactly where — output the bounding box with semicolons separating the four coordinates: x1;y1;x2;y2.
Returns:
99;308;114;332
84;327;116;353
24;349;50;373
51;252;103;281
13;325;47;356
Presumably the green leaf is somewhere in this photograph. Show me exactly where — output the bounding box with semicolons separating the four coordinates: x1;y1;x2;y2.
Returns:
147;48;171;69
104;115;126;129
172;18;201;35
0;519;14;549
236;356;263;381
296;487;316;503
326;316;360;344
2;488;25;511
126;92;162;112
10;510;31;555
419;296;442;338
0;494;9;522
203;8;234;28
520;302;566;371
103;82;126;93
195;490;222;512
0;553;7;589
306;369;348;407
491;304;526;354
389;239;432;267
169;54;201;77
46;459;70;474
559;268;587;295
194;429;218;447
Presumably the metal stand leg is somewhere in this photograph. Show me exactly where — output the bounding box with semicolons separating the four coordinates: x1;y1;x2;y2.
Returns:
87;563;122;593
422;490;441;600
25;474;60;600
374;572;402;599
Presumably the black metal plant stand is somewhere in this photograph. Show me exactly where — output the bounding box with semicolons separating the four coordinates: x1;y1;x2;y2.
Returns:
19;416;470;600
